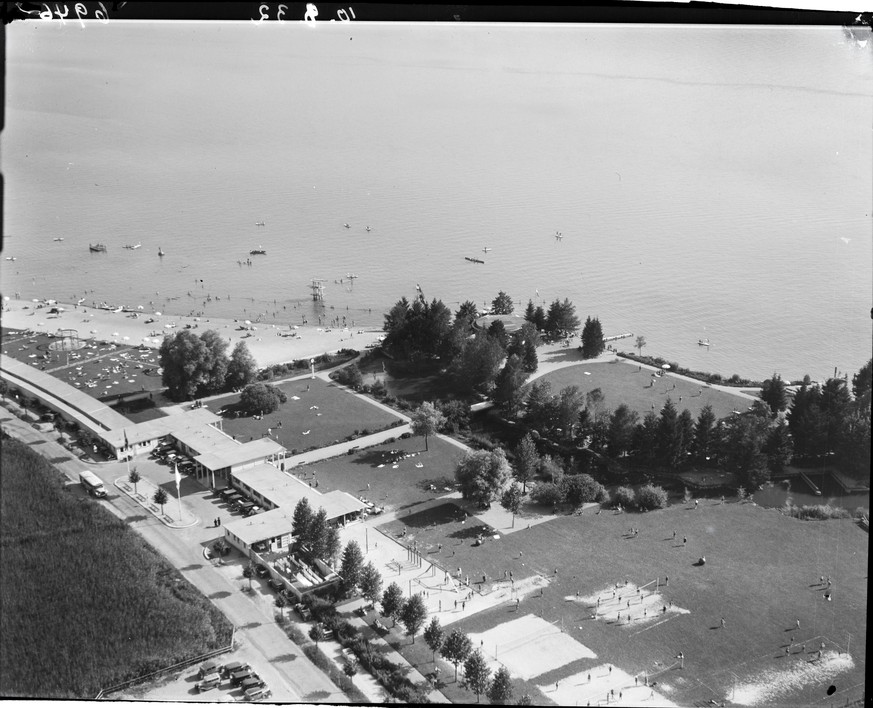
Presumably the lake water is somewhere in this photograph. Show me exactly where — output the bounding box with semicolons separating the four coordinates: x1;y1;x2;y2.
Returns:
3;23;871;382
752;475;869;512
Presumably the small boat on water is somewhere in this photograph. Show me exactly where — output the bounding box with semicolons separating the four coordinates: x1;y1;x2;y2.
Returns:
698;338;711;347
482;246;491;253
5;256;15;261
158;247;165;257
465;256;485;264
89;244;107;252
123;243;142;250
343;223;350;229
365;225;371;232
255;221;265;227
53;237;64;242
250;247;267;255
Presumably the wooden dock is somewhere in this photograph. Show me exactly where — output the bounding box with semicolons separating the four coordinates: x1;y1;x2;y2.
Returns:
603;332;633;342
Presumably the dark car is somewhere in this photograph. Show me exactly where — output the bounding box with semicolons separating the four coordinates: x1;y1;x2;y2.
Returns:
254;563;270;578
240;676;265;691
268;577;285;592
221;661;249;678
231;669;255;686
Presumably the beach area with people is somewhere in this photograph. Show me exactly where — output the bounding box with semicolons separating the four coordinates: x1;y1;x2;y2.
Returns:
0;297;383;370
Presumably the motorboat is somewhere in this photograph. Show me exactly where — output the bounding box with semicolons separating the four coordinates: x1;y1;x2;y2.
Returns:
158;247;165;256
343;223;350;229
123;243;141;250
53;237;64;242
698;338;711;347
250;247;267;255
482;246;491;253
365;225;371;232
465;256;484;264
89;244;107;252
255;221;265;227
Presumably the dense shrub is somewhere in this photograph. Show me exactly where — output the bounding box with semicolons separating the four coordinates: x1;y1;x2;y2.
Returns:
598;487;611;506
334;363;363;389
614;486;636;508
468;434;496;451
530;482;563;506
561;473;604;506
636;484;669;510
783;504;851;520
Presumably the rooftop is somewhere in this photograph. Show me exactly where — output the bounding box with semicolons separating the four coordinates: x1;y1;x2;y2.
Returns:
224;507;295;545
196;437;286;472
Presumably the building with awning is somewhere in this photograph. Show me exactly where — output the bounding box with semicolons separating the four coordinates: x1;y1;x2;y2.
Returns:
231;463;365;526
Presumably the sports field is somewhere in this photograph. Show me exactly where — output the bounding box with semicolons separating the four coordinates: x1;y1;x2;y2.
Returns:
387;498;867;706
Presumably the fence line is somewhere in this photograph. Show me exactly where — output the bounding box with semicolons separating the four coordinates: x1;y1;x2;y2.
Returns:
95;627;236;700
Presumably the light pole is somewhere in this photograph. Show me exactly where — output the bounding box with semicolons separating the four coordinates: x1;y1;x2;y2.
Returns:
310;358;316;379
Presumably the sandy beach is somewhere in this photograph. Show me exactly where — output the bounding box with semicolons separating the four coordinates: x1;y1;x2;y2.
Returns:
1;298;383;369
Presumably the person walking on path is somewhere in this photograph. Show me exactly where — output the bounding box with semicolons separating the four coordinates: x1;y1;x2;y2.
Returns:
796;619;801;630
672;530;676;540
720;617;726;628
683;536;687;547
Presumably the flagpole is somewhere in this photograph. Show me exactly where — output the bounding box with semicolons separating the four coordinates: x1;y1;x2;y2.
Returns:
175;462;183;521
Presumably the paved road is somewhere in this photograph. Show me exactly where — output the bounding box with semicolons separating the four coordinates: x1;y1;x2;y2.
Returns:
0;409;347;704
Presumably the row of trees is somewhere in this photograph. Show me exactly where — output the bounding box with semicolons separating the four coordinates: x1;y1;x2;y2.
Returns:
159;330;257;401
292;498;342;565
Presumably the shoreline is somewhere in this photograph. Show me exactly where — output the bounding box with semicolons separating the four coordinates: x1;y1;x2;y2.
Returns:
1;298;382;369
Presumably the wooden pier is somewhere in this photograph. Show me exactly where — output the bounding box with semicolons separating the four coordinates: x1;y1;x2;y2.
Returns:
603;332;633;342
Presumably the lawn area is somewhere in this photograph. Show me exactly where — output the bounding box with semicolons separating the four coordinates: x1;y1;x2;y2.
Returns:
295;435;467;514
531;359;753;421
371;497;867;706
0;434;233;698
210;377;405;453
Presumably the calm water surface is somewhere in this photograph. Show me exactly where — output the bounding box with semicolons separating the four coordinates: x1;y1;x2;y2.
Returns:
3;23;871;381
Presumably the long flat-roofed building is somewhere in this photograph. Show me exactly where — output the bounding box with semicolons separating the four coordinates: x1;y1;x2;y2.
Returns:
231;463;365;526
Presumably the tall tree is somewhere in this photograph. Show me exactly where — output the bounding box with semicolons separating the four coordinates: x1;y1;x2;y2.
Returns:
719;409;771;488
455;300;480;328
424;616;445;662
656;398;684;469
225;340;258;390
400;594;428;643
381;582;404;627
359;561;383;606
309;624;325;648
580;316;605;359
442;629;473;682
455;448;512;507
491;291;514;315
544;298;580;339
532;305;547;331
633;411;659;464
677;409;695;460
507;324;540;373
199;329;230;394
488;320;510;350
852;358;872;403
693;405;717;462
556;385;585;441
306;508;330;560
340;540;365;594
513;434;539;493
523;300;537;325
493;355;527;418
324;526;342;566
635;335;646;357
152;487;169;515
439;399;471;433
292;497;313;542
463;649;492;702
488;666;514;705
608;404;639;458
500;482;524;527
410;401;446;452
159;330;210;401
240;382;282;415
449;331;505;393
760;373;789;414
764;423;793;473
128;468;141;496
524;380;559;435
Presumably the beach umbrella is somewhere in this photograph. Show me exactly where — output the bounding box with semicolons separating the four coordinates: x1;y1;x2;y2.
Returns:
122;336;130;341
155;312;162;316
661;364;670;370
32;299;40;303
137;305;144;310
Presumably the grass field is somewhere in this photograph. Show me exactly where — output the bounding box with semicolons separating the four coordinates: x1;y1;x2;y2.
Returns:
297;435;466;513
209;377;404;453
372;496;867;706
530;359;754;421
0;435;233;698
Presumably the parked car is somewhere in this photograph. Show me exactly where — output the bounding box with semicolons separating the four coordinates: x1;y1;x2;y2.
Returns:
240;676;266;691
221;661;249;678
195;673;221;692
245;686;272;701
231;669;255;686
294;603;312;621
236;501;256;515
254;563;270;578
268;577;284;592
198;661;219;678
244;505;262;517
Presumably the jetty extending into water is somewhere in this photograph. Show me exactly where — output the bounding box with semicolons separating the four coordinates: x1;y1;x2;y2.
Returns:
603;332;633;342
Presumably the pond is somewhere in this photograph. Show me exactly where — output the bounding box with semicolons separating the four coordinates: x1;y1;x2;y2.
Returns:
751;474;869;512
